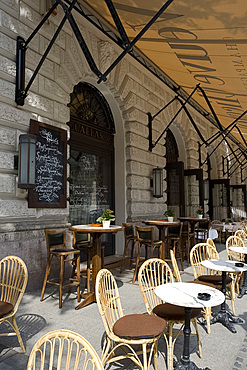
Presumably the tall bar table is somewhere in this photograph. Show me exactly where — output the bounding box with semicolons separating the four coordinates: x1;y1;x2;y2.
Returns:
155;282;224;370
69;224;123;309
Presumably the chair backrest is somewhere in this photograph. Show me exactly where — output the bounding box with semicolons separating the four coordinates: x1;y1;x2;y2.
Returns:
0;256;28;314
122;223;135;239
138;258;174;314
197;220;210;230
206;238;216;248
167;222;183;237
44;229;66;253
136;226;153;243
95;269;124;338
234;229;247;241
170;250;182;282
26;329;104;370
226;235;244;261
72;230;90;247
211;220;222;227
190;243;219;279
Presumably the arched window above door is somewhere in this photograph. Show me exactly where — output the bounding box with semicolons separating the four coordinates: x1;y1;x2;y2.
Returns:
68;82;115;134
165;129;179;163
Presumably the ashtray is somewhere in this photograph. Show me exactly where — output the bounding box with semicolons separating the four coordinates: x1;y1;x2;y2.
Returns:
197;293;211;301
89;224;102;227
235;262;244;267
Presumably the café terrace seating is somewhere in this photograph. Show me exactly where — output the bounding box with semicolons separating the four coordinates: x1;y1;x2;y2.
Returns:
40;229;81;309
120;222;137;273
138;258;201;370
0;256;28;353
26;329;104;370
95;268;166;370
190;242;236;316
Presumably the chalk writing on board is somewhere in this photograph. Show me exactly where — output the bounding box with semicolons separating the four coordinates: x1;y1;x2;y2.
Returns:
35;127;64;203
69;184;109;208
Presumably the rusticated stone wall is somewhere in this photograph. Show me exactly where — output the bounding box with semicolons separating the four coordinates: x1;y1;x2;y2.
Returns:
0;0;242;290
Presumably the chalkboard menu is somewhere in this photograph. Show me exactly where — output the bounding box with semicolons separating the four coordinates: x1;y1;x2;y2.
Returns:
28;120;67;208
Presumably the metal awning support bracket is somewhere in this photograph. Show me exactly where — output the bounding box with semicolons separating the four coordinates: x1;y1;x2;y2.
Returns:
15;0;102;106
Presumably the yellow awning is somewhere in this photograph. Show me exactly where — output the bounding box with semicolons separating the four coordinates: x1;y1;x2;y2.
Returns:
79;0;247;148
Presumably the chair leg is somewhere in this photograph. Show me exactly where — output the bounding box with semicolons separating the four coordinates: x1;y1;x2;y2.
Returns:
40;257;51;301
76;253;81;302
59;256;65;309
132;242;141;283
130;240;135;269
153;340;159;370
204;307;211;334
166;323;174;370
120;241;129;273
87;250;91;293
177;240;184;271
142;343;148;370
101;246;105;269
12;314;25;353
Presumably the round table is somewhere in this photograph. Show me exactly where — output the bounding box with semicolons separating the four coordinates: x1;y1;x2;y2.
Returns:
229;246;247;298
201;259;247;333
69;225;123;309
155;282;224;370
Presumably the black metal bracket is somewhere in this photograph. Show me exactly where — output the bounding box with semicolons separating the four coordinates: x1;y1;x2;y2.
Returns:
15;0;102;106
148;84;200;152
97;0;174;83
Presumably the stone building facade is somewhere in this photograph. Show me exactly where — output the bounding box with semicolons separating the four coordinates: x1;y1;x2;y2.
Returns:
0;0;245;290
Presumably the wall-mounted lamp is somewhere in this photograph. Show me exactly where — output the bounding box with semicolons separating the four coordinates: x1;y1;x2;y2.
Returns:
17;134;37;189
152;167;163;198
203;179;209;201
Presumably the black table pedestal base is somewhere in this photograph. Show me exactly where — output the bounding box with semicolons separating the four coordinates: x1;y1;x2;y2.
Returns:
174;360;209;370
211;310;243;333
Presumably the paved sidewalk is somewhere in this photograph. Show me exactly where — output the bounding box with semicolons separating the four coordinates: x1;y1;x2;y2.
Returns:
0;243;247;369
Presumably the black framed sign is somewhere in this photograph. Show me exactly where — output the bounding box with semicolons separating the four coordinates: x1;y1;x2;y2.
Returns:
28;119;67;208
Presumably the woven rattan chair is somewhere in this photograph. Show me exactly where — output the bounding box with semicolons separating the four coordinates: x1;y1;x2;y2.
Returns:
190;243;236;316
138;258;201;370
170;250;213;334
120;223;137;273
132;226;164;282
26;329;104;369
0;256;28;353
226;235;245;294
40;229;81;308
235;230;247;246
95;268;166;370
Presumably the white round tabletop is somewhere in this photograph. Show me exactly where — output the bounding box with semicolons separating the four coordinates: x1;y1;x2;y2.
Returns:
155;282;224;308
70;225;123;233
201;259;247;273
229;246;247;254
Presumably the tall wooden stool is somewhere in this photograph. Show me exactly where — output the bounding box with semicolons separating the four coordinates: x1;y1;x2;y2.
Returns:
40;229;81;308
71;230;104;293
120;223;137;273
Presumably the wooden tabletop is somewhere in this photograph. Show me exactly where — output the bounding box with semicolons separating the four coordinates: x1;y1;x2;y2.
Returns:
144;220;180;226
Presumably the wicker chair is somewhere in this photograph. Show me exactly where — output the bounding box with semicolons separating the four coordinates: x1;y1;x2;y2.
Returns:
190;243;236;316
120;223;137;273
132;226;164;282
138;258;201;370
170;250;213;334
40;229;81;308
0;256;28;353
95;268;166;370
235;230;247;246
226;235;245;294
26;329;104;369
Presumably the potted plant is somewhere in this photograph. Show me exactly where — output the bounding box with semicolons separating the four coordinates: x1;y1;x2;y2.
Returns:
196;206;203;219
164;208;175;222
97;209;115;228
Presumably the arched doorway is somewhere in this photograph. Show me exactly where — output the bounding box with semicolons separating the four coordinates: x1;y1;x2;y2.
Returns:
165;129;185;217
67;82;116;255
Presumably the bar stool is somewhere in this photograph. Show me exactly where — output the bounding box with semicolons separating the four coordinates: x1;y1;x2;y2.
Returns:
120;223;137;273
166;222;184;270
71;230;104;293
132;226;164;282
40;229;81;309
